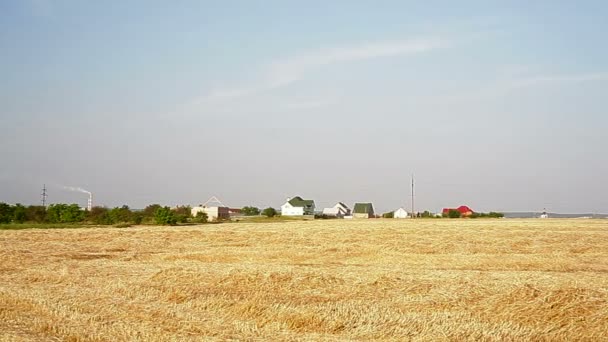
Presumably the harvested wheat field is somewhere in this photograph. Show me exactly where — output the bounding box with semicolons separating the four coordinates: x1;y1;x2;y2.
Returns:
1;219;607;341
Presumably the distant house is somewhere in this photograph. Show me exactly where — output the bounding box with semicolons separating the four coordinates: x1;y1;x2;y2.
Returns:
393;208;409;219
191;206;230;221
191;196;230;221
323;202;351;218
281;196;315;216
442;205;474;217
353;203;375;218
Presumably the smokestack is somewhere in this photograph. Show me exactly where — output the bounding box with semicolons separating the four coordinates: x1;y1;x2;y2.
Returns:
87;193;92;211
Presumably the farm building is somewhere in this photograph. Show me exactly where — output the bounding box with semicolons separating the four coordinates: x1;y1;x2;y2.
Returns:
442;205;475;217
393;208;409;219
191;206;230;221
281;196;315;216
323;202;351;218
191;196;230;221
353;203;375;218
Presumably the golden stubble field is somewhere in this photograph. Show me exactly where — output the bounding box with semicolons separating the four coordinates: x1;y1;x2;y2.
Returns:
1;219;607;341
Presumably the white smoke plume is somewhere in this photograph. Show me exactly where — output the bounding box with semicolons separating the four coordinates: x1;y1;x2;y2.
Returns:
63;186;91;196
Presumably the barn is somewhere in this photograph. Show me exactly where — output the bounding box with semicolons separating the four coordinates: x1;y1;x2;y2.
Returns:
353;203;375;219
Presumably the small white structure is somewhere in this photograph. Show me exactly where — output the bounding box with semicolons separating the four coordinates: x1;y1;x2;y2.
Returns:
281;196;315;216
323;202;351;218
191;196;230;221
393;208;409;219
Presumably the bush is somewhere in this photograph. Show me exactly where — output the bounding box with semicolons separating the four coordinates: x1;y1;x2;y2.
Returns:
46;204;85;223
172;205;191;223
448;209;461;218
25;205;47;223
12;204;27;223
314;214;336;219
154;206;177;225
193;211;208;223
262;207;277;218
0;203;13;224
241;206;261;216
382;211;394;218
87;206;113;225
488;212;504;218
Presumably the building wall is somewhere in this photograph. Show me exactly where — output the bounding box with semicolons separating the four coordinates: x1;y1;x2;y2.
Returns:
394;209;409;219
323;206;348;217
281;204;305;216
353;213;370;219
191;206;230;221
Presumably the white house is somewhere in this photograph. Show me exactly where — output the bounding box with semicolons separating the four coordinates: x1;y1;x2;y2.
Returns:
191;206;230;221
323;202;351;218
191;196;230;221
393;207;409;219
281;196;315;216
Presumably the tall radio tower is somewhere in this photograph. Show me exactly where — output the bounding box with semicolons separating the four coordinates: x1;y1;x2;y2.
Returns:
411;175;415;218
41;184;48;207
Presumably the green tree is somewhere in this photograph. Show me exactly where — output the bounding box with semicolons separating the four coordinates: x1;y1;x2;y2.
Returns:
172;205;192;223
0;202;13;223
193;211;208;223
488;212;504;218
262;207;277;218
421;210;433;218
142;204;162;223
241;206;261;216
154;206;177;225
46;204;85;223
12;204;27;223
109;205;133;223
25;205;47;223
448;209;461;218
87;206;112;225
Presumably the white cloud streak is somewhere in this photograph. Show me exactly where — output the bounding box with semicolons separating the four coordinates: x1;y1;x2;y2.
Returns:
192;37;447;105
435;71;608;104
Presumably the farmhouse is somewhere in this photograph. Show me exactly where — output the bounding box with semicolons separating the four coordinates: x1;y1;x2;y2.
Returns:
281;196;315;216
442;205;475;217
191;196;231;221
191;205;230;221
353;203;375;218
323;202;351;218
393;207;409;219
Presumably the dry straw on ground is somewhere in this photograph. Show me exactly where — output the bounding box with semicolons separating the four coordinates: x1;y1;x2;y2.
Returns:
1;219;607;341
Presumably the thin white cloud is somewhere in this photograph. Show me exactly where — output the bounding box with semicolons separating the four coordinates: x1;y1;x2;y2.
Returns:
434;71;608;104
190;37;447;106
266;38;446;88
510;72;608;88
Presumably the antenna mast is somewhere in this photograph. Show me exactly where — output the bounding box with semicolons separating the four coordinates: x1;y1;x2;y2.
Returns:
41;184;48;207
411;175;415;218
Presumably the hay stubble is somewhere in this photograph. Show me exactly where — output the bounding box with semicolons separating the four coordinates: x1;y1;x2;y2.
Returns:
1;219;607;341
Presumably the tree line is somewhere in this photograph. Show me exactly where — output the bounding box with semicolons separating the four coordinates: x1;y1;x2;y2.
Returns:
0;203;279;226
0;203;208;226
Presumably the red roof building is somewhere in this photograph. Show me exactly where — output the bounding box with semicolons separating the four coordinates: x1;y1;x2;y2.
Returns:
442;206;475;217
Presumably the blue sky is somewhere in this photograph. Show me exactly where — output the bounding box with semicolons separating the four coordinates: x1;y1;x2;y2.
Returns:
1;1;607;213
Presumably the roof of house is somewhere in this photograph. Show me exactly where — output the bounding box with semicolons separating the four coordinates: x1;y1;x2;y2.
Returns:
337;202;349;209
442;206;474;214
353;203;374;214
457;205;474;213
288;196;315;208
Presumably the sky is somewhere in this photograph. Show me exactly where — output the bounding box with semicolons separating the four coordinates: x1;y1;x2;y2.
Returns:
1;0;607;213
